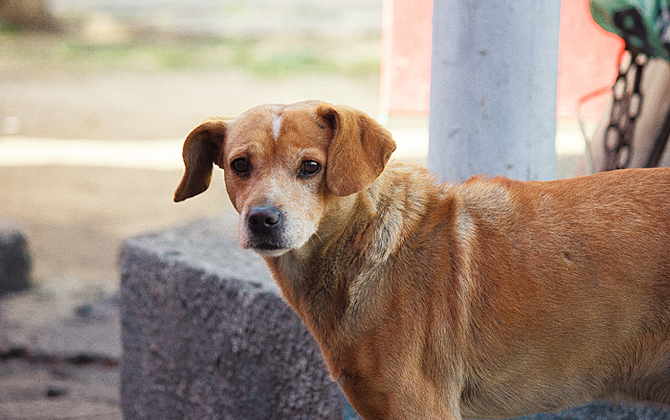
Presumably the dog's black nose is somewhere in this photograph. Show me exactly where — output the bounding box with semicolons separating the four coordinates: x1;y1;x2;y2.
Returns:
247;207;282;235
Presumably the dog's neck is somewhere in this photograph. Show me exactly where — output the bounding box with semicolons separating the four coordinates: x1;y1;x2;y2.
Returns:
262;163;449;374
263;183;380;331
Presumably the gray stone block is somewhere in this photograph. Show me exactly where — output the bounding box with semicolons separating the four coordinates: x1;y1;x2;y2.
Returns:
119;214;670;420
0;215;31;295
119;214;344;420
520;401;670;420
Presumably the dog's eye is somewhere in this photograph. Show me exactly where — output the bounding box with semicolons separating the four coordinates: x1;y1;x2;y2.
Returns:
231;158;251;176
298;160;321;177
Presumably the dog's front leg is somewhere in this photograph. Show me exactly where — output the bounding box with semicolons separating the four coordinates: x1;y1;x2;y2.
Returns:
339;373;462;420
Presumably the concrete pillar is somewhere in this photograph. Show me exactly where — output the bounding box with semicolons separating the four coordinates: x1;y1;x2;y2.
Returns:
428;0;561;182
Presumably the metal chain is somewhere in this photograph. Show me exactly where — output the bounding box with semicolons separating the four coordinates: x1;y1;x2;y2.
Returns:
603;51;647;171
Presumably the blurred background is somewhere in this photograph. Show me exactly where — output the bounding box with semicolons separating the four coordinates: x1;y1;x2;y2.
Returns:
0;1;387;418
0;0;385;287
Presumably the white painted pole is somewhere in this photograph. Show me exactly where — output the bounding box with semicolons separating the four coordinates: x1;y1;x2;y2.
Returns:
428;0;561;182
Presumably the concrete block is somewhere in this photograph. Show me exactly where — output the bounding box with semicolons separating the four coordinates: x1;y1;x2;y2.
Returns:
0;215;31;295
520;401;670;420
119;214;669;420
119;214;345;420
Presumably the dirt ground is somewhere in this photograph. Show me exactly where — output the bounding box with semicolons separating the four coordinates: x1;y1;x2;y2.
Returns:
0;165;230;287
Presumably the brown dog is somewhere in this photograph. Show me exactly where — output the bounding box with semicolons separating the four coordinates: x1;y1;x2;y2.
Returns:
174;100;670;420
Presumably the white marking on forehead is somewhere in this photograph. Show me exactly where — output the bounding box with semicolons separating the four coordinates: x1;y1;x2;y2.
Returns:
272;113;283;142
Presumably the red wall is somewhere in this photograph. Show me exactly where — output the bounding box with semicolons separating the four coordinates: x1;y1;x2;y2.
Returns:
556;0;623;119
379;0;433;117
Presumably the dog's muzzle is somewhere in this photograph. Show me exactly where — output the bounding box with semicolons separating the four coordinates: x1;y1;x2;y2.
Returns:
247;206;281;235
245;206;286;253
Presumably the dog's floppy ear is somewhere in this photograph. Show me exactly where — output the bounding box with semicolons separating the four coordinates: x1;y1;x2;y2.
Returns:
317;104;396;196
174;118;227;202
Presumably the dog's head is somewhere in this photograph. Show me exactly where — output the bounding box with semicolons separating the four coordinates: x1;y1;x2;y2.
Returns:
174;101;396;257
